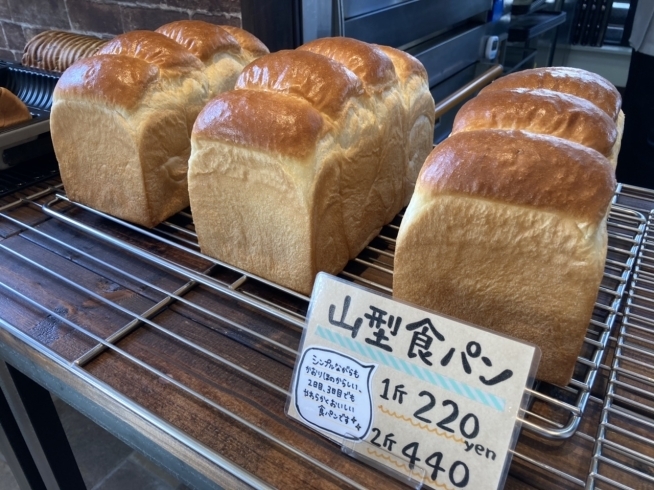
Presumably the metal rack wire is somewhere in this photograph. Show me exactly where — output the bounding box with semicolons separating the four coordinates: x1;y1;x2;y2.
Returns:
587;203;654;489
0;179;648;489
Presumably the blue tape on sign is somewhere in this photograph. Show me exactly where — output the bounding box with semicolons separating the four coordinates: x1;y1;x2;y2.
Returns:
316;325;506;412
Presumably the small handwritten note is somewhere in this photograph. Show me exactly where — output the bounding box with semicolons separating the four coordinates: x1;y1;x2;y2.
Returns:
294;348;376;439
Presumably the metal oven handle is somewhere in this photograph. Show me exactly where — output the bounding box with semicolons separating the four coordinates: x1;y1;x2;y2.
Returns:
434;64;504;120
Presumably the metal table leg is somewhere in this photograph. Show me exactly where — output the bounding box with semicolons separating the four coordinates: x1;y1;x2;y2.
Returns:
0;384;45;490
0;362;85;490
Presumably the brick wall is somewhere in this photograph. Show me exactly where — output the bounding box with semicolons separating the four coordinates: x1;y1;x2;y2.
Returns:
0;0;241;61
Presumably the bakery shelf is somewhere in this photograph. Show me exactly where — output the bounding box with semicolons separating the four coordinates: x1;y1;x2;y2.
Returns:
0;178;649;489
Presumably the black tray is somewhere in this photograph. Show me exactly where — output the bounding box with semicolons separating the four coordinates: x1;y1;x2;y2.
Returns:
0;61;59;171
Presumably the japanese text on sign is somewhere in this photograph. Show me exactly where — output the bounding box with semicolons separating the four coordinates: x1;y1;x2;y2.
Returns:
287;274;539;490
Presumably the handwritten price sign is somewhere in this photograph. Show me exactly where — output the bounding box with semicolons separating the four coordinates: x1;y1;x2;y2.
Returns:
287;274;540;490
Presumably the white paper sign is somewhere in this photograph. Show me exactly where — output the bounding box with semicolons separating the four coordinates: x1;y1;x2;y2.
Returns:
287;273;540;490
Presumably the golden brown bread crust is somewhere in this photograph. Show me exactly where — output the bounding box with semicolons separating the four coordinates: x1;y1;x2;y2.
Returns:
0;88;31;128
375;45;427;83
220;25;269;60
97;31;204;73
54;55;160;111
155;20;241;63
419;129;616;223
395;129;615;386
189;128;348;294
52;50;195;228
298;37;397;91
193;90;324;159
481;67;621;120
452;88;618;157
22;30;107;73
235;50;364;120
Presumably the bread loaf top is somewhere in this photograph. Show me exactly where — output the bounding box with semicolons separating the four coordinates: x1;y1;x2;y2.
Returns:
418;129;616;223
481;67;621;120
235;50;364;120
0;88;31;128
54;55;160;110
220;25;269;61
452;88;618;157
97;31;204;74
298;37;397;92
193;90;324;159
155;20;240;63
375;45;427;83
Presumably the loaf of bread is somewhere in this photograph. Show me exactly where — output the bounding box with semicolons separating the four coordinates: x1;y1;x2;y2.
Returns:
481;67;624;167
189;52;368;294
51;30;210;227
189;39;434;294
452;88;618;162
155;20;266;96
394;130;616;386
22;31;107;73
0;88;31;128
231;49;385;259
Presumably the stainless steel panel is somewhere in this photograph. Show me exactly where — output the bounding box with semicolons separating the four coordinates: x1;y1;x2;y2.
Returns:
342;0;491;47
343;0;411;18
301;0;333;43
605;26;624;44
408;23;486;88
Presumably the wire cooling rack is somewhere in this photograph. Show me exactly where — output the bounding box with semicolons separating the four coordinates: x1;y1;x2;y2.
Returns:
587;203;654;489
0;179;650;489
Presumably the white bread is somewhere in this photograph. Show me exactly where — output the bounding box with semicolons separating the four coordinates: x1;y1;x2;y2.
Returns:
0;88;31;128
189;89;350;294
189;40;433;294
232;49;386;260
452;88;618;161
155;20;266;96
376;45;435;205
189;48;380;293
298;38;407;223
393;130;616;386
51;31;210;228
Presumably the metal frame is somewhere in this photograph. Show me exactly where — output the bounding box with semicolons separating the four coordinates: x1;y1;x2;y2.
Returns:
587;193;654;489
0;362;85;490
0;180;649;488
